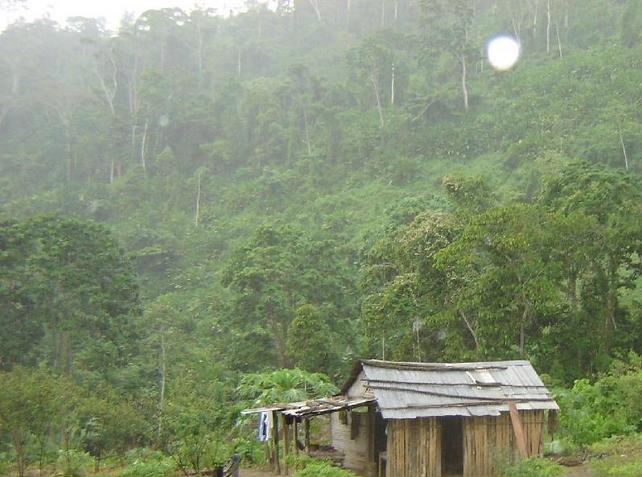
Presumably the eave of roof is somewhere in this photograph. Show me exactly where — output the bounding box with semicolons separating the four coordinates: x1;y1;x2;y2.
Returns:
241;396;376;418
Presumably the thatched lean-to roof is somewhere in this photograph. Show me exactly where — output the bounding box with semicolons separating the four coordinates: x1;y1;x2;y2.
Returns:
342;359;559;419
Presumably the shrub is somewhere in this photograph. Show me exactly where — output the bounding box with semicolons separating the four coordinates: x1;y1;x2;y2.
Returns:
0;452;10;476
557;354;642;446
500;457;564;477
292;459;359;477
118;449;175;477
232;437;266;465
57;449;94;477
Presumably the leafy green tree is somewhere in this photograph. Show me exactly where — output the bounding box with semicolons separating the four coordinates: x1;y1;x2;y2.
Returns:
286;304;340;375
0;215;141;374
360;211;459;361
0;367;75;477
541;162;642;364
436;203;559;357
222;224;353;368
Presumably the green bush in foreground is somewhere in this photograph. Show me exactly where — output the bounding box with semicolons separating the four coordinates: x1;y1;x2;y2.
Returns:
292;459;359;477
557;354;642;446
118;450;175;477
500;457;564;477
57;450;94;477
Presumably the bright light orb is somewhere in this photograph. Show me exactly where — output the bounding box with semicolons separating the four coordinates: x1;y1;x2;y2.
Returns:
487;36;521;71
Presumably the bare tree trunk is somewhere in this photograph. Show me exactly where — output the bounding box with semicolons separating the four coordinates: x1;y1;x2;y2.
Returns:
140;119;148;172
461;52;469;111
62;330;72;375
0;70;20;129
381;0;385;28
532;1;538;41
390;63;395;105
619;128;629;171
519;312;526;358
394;0;399;21
460;311;480;351
303;109;312;155
546;0;551;53
346;0;351;27
127;59;140;168
370;72;385;128
14;434;25;477
306;0;322;22
157;329;166;441
110;159;115;184
556;21;563;57
237;48;242;79
269;316;288;367
196;23;204;76
512;13;522;42
194;171;202;226
65;133;73;183
94;52;118;117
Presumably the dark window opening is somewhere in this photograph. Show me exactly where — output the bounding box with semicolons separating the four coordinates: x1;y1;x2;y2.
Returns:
441;417;464;476
350;412;361;439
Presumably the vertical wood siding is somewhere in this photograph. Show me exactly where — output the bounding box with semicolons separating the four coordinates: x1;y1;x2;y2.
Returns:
386;418;441;477
463;411;545;477
382;411;544;477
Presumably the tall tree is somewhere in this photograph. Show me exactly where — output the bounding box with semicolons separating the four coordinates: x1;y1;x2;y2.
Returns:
0;216;141;374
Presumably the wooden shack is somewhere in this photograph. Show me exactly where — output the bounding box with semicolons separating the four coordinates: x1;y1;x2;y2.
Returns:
243;359;558;477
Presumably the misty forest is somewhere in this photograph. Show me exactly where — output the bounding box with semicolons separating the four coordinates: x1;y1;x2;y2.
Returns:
1;0;641;476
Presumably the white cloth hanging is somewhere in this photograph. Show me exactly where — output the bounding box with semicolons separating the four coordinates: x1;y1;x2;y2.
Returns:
257;411;271;441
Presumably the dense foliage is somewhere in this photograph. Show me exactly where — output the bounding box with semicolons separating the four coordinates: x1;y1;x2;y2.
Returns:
1;0;642;474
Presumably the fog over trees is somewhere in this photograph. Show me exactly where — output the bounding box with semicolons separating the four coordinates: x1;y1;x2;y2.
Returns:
0;1;641;476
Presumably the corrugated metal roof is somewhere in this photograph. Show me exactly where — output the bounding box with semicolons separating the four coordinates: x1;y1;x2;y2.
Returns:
357;359;558;419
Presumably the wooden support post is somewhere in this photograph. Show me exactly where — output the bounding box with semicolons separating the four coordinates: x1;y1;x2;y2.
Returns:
294;420;299;455
367;406;377;477
273;412;281;475
283;414;290;475
304;419;311;454
508;401;529;459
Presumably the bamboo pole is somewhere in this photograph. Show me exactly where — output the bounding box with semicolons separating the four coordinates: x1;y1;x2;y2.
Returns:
283;415;290;475
273;412;281;475
304;419;310;454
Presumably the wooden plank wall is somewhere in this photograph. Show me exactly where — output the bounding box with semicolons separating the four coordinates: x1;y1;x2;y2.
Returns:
386;418;441;477
371;411;545;477
331;412;371;475
463;411;545;477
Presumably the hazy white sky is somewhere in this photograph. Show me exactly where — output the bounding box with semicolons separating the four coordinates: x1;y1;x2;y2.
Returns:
0;0;257;31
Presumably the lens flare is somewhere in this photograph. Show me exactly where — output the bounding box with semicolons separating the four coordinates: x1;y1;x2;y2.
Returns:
487;36;521;71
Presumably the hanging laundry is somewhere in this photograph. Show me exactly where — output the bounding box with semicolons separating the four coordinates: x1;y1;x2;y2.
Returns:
257;411;271;441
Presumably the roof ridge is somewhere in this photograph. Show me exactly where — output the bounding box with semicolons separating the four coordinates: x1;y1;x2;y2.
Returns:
362;359;532;370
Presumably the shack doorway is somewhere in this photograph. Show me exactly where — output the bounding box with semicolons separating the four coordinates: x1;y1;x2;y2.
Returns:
374;411;387;471
441;416;463;476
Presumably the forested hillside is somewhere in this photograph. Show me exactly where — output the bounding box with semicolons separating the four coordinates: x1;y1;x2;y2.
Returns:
1;0;641;475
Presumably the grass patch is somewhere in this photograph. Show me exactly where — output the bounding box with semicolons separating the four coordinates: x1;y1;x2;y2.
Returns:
589;434;642;477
